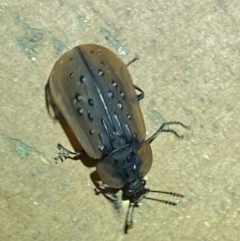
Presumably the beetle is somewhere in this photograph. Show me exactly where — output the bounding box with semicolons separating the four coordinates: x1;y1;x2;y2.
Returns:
45;44;189;233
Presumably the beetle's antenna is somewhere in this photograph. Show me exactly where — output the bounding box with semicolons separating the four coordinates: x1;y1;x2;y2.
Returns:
124;202;135;234
143;190;184;205
144;197;177;205
124;191;183;233
148;121;190;144
149;190;184;198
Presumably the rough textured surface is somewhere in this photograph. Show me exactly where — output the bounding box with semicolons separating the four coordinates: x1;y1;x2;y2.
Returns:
0;1;240;240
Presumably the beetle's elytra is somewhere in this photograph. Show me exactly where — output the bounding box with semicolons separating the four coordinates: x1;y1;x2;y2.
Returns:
46;44;189;233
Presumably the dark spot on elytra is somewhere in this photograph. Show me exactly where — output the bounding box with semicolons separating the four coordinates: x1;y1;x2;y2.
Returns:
108;90;114;98
117;102;123;110
89;129;94;135
88;98;94;106
112;80;117;87
99;145;104;152
88;112;93;121
75;94;82;102
80;75;86;83
98;69;104;76
120;91;125;98
127;114;131;119
77;108;83;115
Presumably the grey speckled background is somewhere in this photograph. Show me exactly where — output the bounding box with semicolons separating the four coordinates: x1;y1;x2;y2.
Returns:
0;1;240;240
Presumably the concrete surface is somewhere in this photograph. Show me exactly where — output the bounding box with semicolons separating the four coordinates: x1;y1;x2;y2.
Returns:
0;1;240;240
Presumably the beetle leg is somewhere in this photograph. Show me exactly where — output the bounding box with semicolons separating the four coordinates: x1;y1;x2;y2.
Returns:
55;143;84;162
125;56;145;101
45;82;61;119
126;56;139;67
134;85;144;101
147;121;190;143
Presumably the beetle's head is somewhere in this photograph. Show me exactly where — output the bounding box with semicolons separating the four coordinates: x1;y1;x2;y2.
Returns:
123;178;149;203
122;177;184;234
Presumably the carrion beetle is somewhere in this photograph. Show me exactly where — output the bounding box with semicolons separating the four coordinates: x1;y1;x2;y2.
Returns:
45;44;189;233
